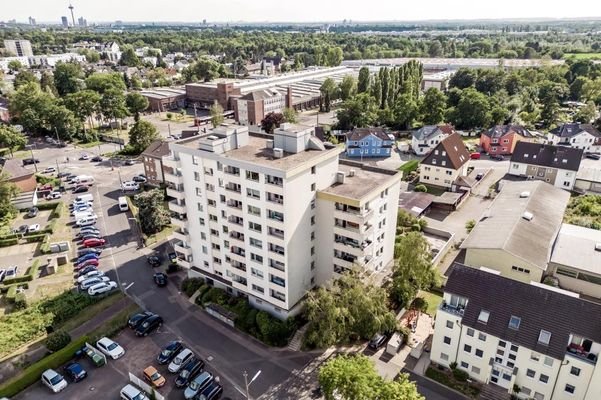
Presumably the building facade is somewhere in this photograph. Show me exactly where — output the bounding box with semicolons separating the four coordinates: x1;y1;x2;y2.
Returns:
432;264;601;400
345;128;395;158
480;125;534;156
163;123;401;318
509;142;583;191
142;140;172;184
3;40;33;57
547;124;601;154
232;90;285;126
419;133;470;189
411;124;455;155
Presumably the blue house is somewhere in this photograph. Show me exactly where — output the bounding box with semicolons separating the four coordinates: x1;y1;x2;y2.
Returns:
345;128;395;158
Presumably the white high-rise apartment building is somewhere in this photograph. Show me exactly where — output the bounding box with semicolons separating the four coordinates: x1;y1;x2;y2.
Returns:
164;123;401;318
3;40;33;57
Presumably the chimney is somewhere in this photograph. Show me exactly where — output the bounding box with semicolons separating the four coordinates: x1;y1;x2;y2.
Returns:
286;86;293;109
336;172;345;184
266;139;274;149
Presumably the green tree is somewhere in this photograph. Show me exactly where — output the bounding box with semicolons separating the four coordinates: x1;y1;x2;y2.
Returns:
582;78;601;104
448;88;491;130
357;67;371;94
320;78;338;112
84;50;100;63
134;188;171;235
0;125;27;156
128;120;159;153
183;57;223;82
428;41;443;57
119;46;140;67
575;101;598;123
0;172;19;223
260;112;285;134
338;75;357;101
39;71;58;96
13;70;38;89
209;102;224;128
8;82;55;134
326;47;344;67
100;89;129;125
64;90;101;131
53;61;84;96
282;107;298;123
420;88;447;125
7;60;23;73
392;94;420;129
85;72;127;94
449;68;477;89
46;104;80;141
319;355;424;400
125;92;149;121
390;232;438;308
336;93;379;130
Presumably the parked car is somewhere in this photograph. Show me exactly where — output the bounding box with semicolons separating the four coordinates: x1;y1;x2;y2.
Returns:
79;234;102;242
77;248;102;257
120;384;148;400
5;266;17;280
73;185;89;193
76;265;98;278
128;311;155;330
46;191;62;200
91;155;103;162
168;348;194;373
124;159;135;166
368;333;388;350
42;166;57;174
83;238;106;248
175;357;204;388
74;258;99;270
63;362;87;382
143;366;166;388
41;369;68;393
153;272;167;287
586;153;601;160
197;381;223;400
76;251;100;262
470;152;481;160
57;171;71;178
147;255;162;267
70;200;92;209
76;229;100;239
132;175;147;183
80;276;110;290
71;205;92;215
184;371;214;400
88;281;117;296
14;224;28;235
22;158;40;165
121;181;140;191
0;269;5;282
489;154;504;161
27;207;39;218
157;340;183;365
96;337;125;359
76;269;104;283
135;314;163;337
27;224;41;233
79;153;89;160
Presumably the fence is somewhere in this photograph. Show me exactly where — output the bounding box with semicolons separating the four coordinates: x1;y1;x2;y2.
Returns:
422;226;455;267
128;372;165;400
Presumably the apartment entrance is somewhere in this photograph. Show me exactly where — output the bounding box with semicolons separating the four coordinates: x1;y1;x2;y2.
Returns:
489;366;512;390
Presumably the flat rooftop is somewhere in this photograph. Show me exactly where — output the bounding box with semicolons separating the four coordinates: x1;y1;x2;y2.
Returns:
551;223;601;275
180;134;342;172
320;163;400;201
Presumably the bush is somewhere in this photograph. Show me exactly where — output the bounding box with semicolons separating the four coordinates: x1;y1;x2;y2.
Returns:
50;202;64;219
452;368;469;382
45;330;71;352
0;233;18;240
399;160;419;174
0;336;88;397
35;202;60;211
0;238;18;247
414;184;428;193
44;220;57;234
201;287;229;305
465;219;476;233
181;277;205;298
14;293;27;310
23;234;46;243
255;311;293;347
2;260;38;285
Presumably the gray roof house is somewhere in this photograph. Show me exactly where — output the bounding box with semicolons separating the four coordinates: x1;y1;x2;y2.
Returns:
411;124;456;155
547;123;601;153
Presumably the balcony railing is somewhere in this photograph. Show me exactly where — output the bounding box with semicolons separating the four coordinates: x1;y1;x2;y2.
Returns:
268;228;284;239
231;247;246;257
439;302;465;317
566;345;599;365
270;276;286;287
225;184;241;193
228;216;244;226
269;260;285;272
229;232;245;242
227;200;242;210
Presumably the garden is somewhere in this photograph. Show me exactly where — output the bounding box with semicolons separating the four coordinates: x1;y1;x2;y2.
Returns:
426;362;481;398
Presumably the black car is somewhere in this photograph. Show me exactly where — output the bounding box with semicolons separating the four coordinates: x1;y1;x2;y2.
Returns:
73;186;89;193
77;248;102;257
128;311;154;330
175;357;205;388
147;255;162;267
26;207;39;218
22;158;40;165
198;381;223;400
57;172;71;178
132;175;147;183
135;314;163;337
586;153;601;160
63;362;87;382
154;272;167;287
489;154;504;161
76;265;98;277
157;340;183;365
368;333;388;350
91;156;103;162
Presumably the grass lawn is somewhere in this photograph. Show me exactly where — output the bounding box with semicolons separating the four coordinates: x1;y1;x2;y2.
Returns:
563;53;601;60
61;292;126;332
416;290;443;316
422;184;447;196
88;302;139;341
75;140;102;149
144;224;174;246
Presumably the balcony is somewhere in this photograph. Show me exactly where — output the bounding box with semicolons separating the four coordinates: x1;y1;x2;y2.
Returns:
162;156;180;169
168;200;187;215
174;241;192;257
229;231;245;243
230;260;247;273
176;258;191;269
566;343;599;365
267;211;284;223
227;200;243;210
439;302;466;317
269;259;285;272
164;171;183;185
223;166;240;176
172;228;189;242
270;275;286;288
228;216;244;226
166;186;185;200
269;244;285;256
266;176;284;187
268;227;284;240
267;194;284;205
231;246;246;257
171;213;188;229
225;183;242;194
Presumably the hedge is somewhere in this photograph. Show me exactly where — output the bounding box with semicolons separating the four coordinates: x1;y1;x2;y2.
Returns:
44;220;58;234
0;233;18;240
2;261;39;286
0;335;89;398
0;238;18;247
399;160;419;174
50;202;64;219
181;278;205;297
45;330;72;352
40;235;51;254
5;283;29;303
23;234;47;243
35;202;61;211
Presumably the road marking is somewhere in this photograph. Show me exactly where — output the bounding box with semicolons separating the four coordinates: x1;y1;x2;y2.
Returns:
124;282;135;290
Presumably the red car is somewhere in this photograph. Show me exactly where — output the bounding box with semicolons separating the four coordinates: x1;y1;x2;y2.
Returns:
470;152;481;160
74;258;99;270
83;238;106;248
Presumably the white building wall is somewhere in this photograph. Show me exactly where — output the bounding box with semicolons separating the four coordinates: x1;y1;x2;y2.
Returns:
554;169;577;191
553;354;595;400
411;132;445;155
237;101;249;125
420;165;462;188
569;132;597;153
509;162;529;177
512;347;560;400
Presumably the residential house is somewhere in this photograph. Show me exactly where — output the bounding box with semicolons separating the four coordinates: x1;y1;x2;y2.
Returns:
411;124;455;155
460;180;570;284
345;128;395;158
432;264;601;400
0;158;36;192
419;133;470;189
547;123;601;154
548;224;601;300
509;142;583;191
480;125;534;155
141;140;172;184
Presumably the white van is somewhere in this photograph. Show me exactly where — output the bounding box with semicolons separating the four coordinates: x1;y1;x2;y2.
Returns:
74;194;94;203
121;181;140;191
75;176;95;186
76;216;97;227
118;197;129;212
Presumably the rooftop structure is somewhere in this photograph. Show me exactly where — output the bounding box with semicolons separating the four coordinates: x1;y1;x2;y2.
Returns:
551;224;601;277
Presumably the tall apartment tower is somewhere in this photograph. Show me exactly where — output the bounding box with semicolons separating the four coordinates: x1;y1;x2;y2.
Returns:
61;16;69;28
164;124;401;318
3;40;33;57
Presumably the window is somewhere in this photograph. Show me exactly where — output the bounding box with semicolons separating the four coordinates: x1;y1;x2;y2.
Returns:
251;268;264;278
247;188;260;199
538;330;551;345
475;349;483;358
196;187;203;196
311;166;316;174
311;183;316;191
478;332;487;341
209;214;217;222
440;353;449;361
248;221;262;232
526;369;536;378
543;357;553;367
478;310;490;324
531;352;540;362
521;387;532;396
460;361;469;369
539;374;549;384
249;238;262;248
446;320;454;329
250;253;263;264
194;171;201;181
570;366;580;376
508;353;516;361
510;344;519;352
472;366;481;374
443;336;451;345
464;344;472;353
246;171;260;181
199;217;205;226
508;316;521;330
498;340;506;348
251;284;264;294
248;205;261;216
533;392;544;400
467;328;475;337
565;384;575;394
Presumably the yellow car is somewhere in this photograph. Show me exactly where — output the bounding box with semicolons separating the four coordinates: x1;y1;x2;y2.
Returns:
143;366;166;388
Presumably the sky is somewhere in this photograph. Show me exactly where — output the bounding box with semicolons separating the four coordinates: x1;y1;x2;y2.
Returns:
4;0;601;23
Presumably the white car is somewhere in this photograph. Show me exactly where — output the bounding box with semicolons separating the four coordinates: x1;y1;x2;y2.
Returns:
96;337;125;360
88;281;117;296
121;181;140;191
80;276;110;290
41;368;67;393
28;224;41;233
120;384;148;400
42;167;57;174
76;270;105;283
76;216;97;227
168;348;194;373
80;153;89;160
46;191;62;200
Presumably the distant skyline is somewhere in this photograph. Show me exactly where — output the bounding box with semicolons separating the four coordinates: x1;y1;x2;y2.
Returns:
4;0;601;24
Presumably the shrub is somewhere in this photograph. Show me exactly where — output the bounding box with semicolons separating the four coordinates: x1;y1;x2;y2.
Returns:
414;184;428;193
180;277;205;297
166;112;173;119
255;311;293;347
201;287;228;305
14;293;27;310
51;202;64;219
0;238;18;247
45;330;71;352
0;336;88;397
465;219;476;233
452;368;469;382
399;160;419;174
35;202;60;211
23;234;46;243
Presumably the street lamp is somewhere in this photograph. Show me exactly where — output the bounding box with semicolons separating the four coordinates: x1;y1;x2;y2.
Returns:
243;370;261;400
26;144;38;172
